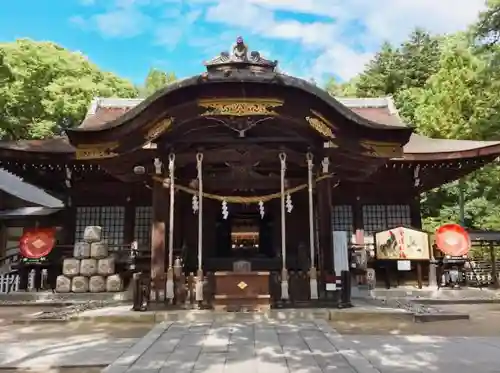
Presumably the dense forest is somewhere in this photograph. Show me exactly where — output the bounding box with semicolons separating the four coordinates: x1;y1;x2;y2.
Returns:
2;2;500;232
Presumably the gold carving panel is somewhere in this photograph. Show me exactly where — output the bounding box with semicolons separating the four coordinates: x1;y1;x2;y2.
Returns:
198;98;283;116
360;140;403;158
305;110;335;139
75;142;118;160
144;117;174;141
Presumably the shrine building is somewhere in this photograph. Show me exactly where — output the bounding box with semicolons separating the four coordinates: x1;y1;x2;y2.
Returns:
1;42;500;305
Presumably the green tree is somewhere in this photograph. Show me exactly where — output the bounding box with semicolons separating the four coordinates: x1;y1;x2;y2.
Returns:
0;39;138;140
324;76;357;96
349;29;442;123
397;29;442;90
139;68;177;97
475;0;500;46
354;42;401;97
411;37;486;139
406;35;500;231
336;26;500;231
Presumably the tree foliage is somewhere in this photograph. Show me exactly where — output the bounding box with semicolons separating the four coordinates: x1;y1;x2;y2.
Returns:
326;23;500;232
0;40;178;140
138;68;177;98
475;0;500;46
0;39;140;140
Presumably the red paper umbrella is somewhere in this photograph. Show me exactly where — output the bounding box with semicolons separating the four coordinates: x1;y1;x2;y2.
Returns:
19;228;56;259
435;224;470;256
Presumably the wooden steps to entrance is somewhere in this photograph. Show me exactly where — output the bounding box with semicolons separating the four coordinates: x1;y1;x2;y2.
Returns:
213;294;271;312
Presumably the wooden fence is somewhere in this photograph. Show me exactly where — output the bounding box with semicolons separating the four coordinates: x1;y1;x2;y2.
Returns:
0;270;43;293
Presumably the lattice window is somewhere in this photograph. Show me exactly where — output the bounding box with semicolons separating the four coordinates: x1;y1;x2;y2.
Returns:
332;205;353;242
362;204;411;235
100;206;125;245
134;206;152;249
386;204;411;228
75;206;125;245
75;207;100;242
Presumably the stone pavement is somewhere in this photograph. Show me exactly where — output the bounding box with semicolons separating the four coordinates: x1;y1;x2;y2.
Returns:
0;334;138;369
344;334;500;373
103;320;500;373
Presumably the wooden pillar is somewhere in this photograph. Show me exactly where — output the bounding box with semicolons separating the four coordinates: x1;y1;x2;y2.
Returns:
61;197;76;245
151;179;169;289
490;244;498;288
317;177;333;275
411;195;426;289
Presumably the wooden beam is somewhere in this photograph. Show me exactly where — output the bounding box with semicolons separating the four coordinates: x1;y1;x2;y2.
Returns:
169;136;307;144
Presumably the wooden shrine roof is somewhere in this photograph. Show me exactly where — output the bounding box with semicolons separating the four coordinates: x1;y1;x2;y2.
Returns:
0;168;64;208
1;94;500;163
1;95;496;162
2;41;500;166
79;96;407;130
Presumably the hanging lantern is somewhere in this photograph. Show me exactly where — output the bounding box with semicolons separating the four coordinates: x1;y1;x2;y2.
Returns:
435;223;470;257
20;228;56;259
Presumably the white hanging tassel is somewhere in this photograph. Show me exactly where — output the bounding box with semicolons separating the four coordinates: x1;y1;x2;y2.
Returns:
307;152;318;300
286;193;293;213
222;199;229;220
258;200;265;219
166;153;175;301
279;152;289;300
192;195;199;213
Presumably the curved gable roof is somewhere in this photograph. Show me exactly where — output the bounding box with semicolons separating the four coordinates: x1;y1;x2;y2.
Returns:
66;73;412;148
79;95;406;131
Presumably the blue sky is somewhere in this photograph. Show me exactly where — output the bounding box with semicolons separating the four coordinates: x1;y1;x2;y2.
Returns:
0;0;486;85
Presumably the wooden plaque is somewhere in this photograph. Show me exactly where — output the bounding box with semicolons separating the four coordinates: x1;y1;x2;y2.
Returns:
374;226;430;260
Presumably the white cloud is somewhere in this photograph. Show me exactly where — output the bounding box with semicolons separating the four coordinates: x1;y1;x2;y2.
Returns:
71;0;487;80
202;0;487;80
93;8;151;38
71;4;152;38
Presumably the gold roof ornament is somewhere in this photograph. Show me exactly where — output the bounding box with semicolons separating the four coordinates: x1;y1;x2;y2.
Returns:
198;98;283;117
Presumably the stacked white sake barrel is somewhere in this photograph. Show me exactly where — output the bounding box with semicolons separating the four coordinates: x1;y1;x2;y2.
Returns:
55;226;123;293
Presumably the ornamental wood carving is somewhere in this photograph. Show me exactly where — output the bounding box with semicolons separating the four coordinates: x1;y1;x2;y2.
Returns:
360;140;403;158
144;117;174;141
198;98;283;116
75;142;119;160
305;111;335;139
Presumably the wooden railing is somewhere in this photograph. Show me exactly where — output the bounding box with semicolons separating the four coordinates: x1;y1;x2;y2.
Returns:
464;259;500;286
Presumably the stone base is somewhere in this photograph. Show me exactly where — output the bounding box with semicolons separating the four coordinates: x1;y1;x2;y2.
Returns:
212;295;271;312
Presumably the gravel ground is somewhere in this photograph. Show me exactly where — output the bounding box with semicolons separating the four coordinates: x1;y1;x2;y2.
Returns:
331;303;500;336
